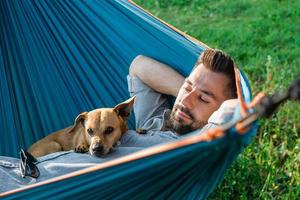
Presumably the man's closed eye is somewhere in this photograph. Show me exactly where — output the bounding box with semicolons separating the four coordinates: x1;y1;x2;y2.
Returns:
198;96;209;103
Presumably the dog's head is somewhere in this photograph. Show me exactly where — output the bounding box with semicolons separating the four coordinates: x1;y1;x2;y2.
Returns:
70;96;135;157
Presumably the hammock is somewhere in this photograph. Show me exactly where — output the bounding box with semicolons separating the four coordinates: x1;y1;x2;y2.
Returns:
0;0;257;199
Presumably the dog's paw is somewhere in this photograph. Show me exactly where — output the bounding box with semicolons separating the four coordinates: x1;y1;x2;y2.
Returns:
74;145;89;153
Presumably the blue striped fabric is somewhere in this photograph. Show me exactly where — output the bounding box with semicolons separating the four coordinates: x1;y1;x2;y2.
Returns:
0;0;257;199
0;0;203;157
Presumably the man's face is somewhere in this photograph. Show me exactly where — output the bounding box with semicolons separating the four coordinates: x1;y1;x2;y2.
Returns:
170;63;231;134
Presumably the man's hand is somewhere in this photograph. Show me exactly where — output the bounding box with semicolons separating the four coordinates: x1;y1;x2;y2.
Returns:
129;55;185;97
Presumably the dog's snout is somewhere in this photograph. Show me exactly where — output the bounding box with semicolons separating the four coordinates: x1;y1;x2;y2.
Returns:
92;143;104;152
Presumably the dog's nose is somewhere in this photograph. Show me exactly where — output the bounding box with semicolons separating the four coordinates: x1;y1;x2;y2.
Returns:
92;143;104;153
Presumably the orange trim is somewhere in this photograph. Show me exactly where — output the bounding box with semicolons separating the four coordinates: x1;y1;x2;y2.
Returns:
199;127;225;141
0;126;225;197
1;2;250;197
235;92;266;133
248;92;266;109
234;64;250;135
129;0;249;121
129;0;249;131
234;64;248;116
235;122;248;134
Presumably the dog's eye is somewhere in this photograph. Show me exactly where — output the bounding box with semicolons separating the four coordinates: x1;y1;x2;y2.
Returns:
87;128;94;135
104;127;114;135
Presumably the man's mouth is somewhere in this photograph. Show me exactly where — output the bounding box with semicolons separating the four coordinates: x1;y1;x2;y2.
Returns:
174;104;193;122
176;109;192;121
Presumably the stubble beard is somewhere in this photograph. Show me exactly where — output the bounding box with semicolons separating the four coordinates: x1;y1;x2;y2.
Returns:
170;104;206;135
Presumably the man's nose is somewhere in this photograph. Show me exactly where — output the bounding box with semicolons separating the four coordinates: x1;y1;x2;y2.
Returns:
181;90;195;108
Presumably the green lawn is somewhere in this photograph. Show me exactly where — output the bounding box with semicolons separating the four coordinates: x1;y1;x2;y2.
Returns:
135;0;300;199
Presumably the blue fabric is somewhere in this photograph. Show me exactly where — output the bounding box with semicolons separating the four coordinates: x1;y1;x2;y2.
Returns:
0;130;179;193
0;128;256;199
0;0;257;199
0;0;203;157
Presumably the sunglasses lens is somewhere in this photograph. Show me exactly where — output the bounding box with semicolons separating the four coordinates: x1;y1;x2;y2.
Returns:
19;149;40;179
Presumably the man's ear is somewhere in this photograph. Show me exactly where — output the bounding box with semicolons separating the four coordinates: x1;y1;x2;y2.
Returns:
113;96;135;120
68;112;88;133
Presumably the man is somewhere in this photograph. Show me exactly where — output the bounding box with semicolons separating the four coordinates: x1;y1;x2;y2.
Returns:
0;49;238;193
120;48;238;146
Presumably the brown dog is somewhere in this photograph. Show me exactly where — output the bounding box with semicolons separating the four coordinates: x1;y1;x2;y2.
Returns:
28;96;135;157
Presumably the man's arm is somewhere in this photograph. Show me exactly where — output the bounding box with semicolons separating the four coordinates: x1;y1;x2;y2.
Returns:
129;55;185;97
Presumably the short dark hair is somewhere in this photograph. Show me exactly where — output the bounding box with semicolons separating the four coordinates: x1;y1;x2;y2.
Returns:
197;49;237;99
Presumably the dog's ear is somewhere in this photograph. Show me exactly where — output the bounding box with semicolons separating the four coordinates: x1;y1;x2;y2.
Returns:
113;96;135;120
68;112;88;133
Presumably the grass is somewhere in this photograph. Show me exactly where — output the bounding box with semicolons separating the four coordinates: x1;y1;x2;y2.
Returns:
134;0;300;199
